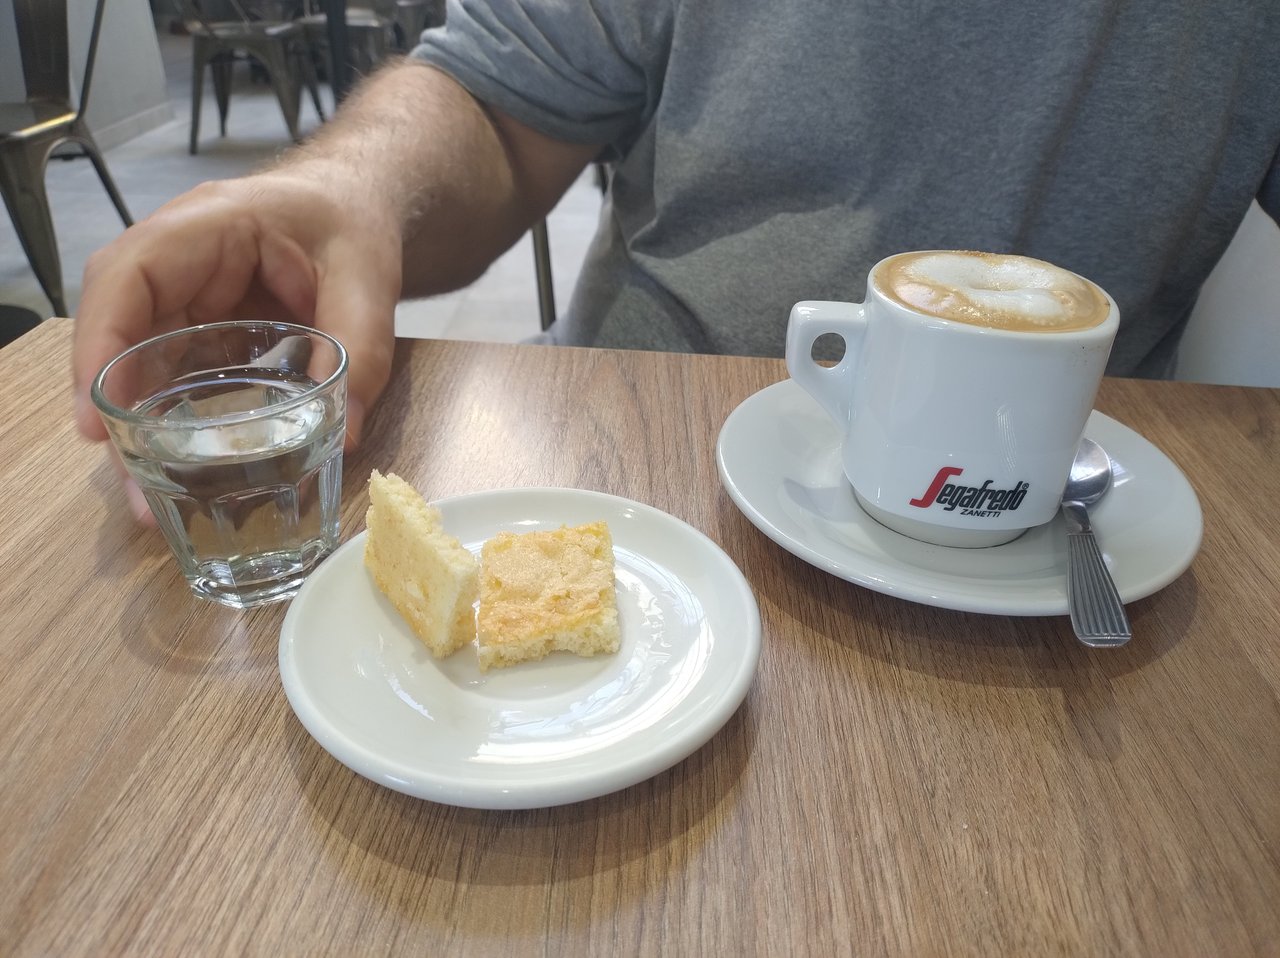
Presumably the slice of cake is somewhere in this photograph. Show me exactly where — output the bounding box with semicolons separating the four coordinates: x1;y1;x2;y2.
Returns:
364;470;479;658
477;521;620;672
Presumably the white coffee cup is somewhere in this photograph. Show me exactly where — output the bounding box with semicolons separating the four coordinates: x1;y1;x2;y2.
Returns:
785;250;1119;548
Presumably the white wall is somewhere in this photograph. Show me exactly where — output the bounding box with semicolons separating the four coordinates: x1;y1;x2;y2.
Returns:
0;0;171;150
1177;202;1280;388
72;0;173;148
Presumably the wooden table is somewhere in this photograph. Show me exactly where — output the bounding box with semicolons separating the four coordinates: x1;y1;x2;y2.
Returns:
3;320;1278;955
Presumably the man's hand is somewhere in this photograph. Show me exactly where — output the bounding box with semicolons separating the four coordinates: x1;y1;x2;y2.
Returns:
71;60;598;522
73;170;401;449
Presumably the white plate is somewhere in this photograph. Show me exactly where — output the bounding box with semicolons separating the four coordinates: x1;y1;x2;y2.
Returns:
279;487;760;809
716;379;1202;615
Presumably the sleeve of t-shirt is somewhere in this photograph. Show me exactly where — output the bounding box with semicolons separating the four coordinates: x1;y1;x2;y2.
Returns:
410;0;673;158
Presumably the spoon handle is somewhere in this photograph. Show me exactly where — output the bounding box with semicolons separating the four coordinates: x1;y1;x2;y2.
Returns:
1063;505;1131;647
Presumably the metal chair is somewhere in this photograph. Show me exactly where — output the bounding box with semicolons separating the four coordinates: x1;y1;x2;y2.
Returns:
0;0;132;317
182;0;326;154
532;165;610;331
295;0;396;82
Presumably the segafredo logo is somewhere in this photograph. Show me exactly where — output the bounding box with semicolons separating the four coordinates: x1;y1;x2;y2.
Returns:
908;467;1029;518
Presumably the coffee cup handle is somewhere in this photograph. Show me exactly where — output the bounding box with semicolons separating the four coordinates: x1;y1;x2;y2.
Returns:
785;301;868;425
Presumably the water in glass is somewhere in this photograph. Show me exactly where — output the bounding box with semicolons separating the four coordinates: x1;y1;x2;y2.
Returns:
122;365;344;608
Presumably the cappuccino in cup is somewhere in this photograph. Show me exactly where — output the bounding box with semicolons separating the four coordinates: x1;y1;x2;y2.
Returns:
879;251;1111;333
785;250;1118;548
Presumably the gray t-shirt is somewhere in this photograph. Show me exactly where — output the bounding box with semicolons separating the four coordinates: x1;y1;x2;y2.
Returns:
414;0;1280;377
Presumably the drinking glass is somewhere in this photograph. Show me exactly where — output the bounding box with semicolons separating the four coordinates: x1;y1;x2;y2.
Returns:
92;321;348;608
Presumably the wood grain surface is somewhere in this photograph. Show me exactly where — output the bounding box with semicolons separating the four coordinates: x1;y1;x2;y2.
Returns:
2;320;1278;956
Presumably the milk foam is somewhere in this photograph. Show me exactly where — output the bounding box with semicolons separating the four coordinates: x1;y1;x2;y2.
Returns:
880;252;1109;331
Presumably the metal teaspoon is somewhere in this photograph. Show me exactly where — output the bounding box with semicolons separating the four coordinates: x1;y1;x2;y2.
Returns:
1061;439;1132;647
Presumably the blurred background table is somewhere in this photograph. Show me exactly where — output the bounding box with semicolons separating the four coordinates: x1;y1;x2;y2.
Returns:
2;320;1278;955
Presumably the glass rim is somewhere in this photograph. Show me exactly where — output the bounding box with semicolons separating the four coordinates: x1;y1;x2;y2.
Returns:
90;320;349;429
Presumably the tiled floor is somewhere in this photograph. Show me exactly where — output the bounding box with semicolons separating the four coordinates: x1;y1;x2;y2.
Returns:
0;31;602;344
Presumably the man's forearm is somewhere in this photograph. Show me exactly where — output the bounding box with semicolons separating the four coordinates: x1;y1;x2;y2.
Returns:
284;60;597;298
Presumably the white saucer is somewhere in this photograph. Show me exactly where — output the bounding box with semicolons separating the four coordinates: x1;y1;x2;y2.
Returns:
716;380;1202;615
279;487;760;809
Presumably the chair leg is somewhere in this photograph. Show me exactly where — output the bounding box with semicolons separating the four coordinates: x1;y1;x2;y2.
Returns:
211;54;234;138
259;45;304;142
69;131;133;228
190;46;205;155
365;28;390;74
296;42;326;122
350;26;387;77
531;219;556;332
0;143;68;316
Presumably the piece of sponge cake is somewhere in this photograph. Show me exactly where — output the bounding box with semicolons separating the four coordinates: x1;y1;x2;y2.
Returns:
477;521;620;672
364;471;479;658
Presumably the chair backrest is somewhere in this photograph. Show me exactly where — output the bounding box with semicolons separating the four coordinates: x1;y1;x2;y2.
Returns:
12;0;107;115
175;0;255;29
176;0;215;33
